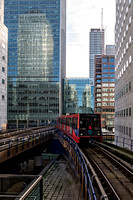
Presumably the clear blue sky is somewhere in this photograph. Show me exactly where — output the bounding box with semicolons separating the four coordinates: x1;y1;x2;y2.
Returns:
66;0;115;77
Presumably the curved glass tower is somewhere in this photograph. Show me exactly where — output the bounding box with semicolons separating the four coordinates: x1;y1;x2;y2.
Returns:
4;0;66;128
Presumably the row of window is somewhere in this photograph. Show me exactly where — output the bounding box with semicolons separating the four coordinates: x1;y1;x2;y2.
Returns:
103;69;115;73
115;107;131;117
116;0;131;44
96;83;115;88
8;109;59;114
96;93;114;97
102;58;115;63
96;98;114;101
58;117;78;129
96;102;115;106
102;109;115;112
102;64;115;68
96;88;115;92
115;124;131;137
96;74;115;78
115;80;131;101
116;55;132;83
96;79;115;83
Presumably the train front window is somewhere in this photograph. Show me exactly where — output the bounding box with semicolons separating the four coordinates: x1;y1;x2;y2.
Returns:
80;117;100;130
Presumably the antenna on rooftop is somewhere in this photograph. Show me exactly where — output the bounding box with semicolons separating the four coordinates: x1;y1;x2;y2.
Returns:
101;8;103;30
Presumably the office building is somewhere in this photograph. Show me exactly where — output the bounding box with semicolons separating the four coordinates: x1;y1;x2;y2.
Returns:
0;0;8;130
4;0;66;128
115;0;132;149
106;45;115;55
63;78;94;114
94;55;115;131
89;28;104;80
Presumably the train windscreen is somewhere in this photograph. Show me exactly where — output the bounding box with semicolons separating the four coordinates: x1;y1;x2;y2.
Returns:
79;114;101;136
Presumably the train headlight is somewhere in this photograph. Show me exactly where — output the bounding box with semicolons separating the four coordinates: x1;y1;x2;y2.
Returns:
80;133;83;136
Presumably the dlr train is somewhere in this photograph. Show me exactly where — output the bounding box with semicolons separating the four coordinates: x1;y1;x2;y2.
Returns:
56;113;102;144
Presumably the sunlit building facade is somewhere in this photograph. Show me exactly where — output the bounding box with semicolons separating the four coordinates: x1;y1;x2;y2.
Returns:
0;0;8;130
94;55;115;131
4;0;66;128
115;0;133;149
106;45;115;55
63;78;94;114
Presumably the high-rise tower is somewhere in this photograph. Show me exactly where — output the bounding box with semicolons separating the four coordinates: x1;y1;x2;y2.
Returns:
4;0;66;128
89;28;104;80
0;0;8;130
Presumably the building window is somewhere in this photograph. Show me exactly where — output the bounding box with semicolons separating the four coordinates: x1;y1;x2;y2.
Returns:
126;127;128;135
96;75;101;78
126;84;128;93
124;109;125;117
129;81;131;91
102;64;108;68
126;108;128;116
103;69;108;73
129;128;131;137
2;67;5;72
110;58;115;63
2;95;5;101
110;83;115;87
102;83;108;87
110;64;114;68
97;103;101;106
110;74;114;77
110;69;115;72
103;79;108;82
2;56;5;61
2;79;5;84
103;74;108;77
96;80;101;83
129;107;131;116
102;58;109;63
110;79;115;82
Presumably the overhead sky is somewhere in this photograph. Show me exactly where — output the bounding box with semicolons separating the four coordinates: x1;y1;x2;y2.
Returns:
66;0;115;77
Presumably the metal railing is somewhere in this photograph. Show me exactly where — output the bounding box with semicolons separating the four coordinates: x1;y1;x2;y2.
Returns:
0;126;55;163
115;135;133;151
57;130;97;200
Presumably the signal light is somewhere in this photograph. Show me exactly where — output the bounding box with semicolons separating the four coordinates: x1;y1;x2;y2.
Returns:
89;126;92;130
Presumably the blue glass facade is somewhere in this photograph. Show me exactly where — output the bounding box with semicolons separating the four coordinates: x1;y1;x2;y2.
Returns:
63;78;94;114
4;0;66;128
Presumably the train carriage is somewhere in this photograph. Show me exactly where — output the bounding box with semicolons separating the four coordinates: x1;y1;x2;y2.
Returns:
56;113;102;144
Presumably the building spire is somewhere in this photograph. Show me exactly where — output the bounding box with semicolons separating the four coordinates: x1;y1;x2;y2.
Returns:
101;8;103;30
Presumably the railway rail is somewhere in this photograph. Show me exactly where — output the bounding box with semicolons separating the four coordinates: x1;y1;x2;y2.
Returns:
82;143;133;200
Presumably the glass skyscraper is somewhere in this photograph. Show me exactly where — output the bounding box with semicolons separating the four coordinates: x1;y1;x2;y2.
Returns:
4;0;66;128
89;28;104;80
63;78;94;114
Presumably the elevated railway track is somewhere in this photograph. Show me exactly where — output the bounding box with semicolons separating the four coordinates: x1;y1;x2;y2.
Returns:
82;143;133;200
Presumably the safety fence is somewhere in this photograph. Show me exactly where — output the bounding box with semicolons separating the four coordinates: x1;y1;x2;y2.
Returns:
57;130;97;200
115;135;133;151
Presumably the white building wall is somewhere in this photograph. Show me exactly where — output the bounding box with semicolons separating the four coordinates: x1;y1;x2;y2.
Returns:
115;0;133;150
0;0;8;130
